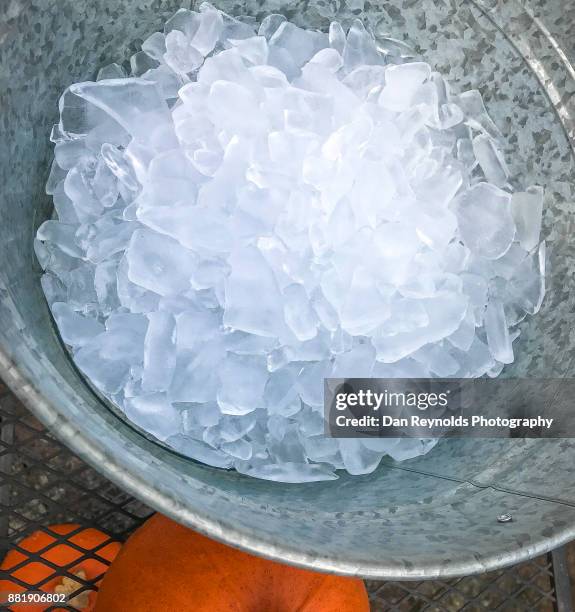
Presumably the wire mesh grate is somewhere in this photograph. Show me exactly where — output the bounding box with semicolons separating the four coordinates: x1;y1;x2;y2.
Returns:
0;380;573;611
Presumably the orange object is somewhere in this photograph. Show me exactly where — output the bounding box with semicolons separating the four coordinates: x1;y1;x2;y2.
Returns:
95;513;369;611
0;524;121;612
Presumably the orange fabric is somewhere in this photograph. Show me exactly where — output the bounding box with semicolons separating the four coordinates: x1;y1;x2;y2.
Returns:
95;513;369;612
0;524;121;612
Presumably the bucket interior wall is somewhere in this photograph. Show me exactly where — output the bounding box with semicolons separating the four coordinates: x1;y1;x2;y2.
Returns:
1;0;575;578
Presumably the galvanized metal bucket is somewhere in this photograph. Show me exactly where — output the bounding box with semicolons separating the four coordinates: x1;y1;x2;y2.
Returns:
1;0;574;579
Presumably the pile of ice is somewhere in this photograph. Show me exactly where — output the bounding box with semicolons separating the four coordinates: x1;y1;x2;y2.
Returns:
35;3;546;482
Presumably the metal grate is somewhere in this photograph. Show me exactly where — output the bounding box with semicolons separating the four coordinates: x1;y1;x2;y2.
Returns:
0;380;573;611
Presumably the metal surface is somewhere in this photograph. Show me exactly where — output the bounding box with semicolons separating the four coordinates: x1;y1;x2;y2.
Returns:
0;0;575;579
1;389;573;611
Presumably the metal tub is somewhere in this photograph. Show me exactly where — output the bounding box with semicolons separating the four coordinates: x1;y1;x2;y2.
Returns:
1;0;574;579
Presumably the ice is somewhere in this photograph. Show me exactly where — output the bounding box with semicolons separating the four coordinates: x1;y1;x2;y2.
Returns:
455;183;515;259
224;246;286;338
506;242;546;315
235;460;337;482
484;298;514;364
343;20;383;70
472;134;509;187
378;62;431;112
126;229;196;296
217;353;268;415
170;344;223;403
259;14;286;40
130;51;159;77
164;30;204;75
51;302;104;347
36;221;83;258
176;307;221;349
221;438;252;460
217;413;258;442
268;22;327;78
58;87;113;139
264;367;301;416
511;186;544;252
458;90;502;139
328;21;346;54
41;274;67;305
339;267;391;336
70;79;176;148
164;8;200;38
207;80;261;134
142;312;177;392
192;3;224;56
374;293;468;362
338;439;385;476
97;63;127;80
55;140;93;171
124;393;181;441
283;284;318;341
94;259;120;313
38;7;546;483
142;32;167;61
74;328;144;394
100;144;140;191
413;343;459;376
46;160;67;196
230;36;269;66
116;256;160;313
167;435;234;468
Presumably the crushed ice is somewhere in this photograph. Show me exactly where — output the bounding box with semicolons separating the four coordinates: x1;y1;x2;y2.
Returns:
36;4;546;482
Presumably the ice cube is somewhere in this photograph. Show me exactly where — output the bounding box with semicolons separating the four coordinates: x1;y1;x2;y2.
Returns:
97;63;127;80
338;439;384;476
124;393;181;441
167;434;234;468
374;293;468;362
100;144;140;191
484;298;514;364
164;30;204;75
74;330;142;394
235;460;337;482
229;36;269;65
36;221;83;258
343;20;383;70
130;51;159;77
328;21;346;54
142;312;177;393
455;183;515;259
258;14;286;40
282;284;318;341
170;343;224;403
192;3;224;55
142;32;167;61
207;80;261;134
51;302;105;348
268;22;327;78
379;62;431;111
511;186;544;252
41;274;67;306
458;89;502;139
217;353;268;415
126;229;196;296
224;246;286;338
472;134;509;188
264;367;301;416
70;79;177;148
